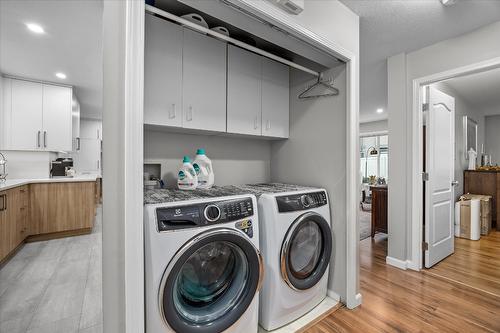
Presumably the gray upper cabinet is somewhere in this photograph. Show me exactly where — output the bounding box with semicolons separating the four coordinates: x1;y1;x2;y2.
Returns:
227;45;262;136
262;57;289;138
182;28;227;132
144;15;183;127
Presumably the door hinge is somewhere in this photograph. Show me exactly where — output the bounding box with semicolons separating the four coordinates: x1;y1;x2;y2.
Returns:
422;241;428;251
422;172;429;181
423;103;429;111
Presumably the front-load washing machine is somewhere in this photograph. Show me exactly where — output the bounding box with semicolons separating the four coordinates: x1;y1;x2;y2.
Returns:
257;188;332;331
144;193;264;333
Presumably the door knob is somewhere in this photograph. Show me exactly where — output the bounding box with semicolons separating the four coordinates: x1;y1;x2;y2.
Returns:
451;180;459;186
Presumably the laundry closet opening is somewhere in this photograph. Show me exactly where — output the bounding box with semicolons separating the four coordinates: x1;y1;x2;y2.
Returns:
142;0;350;332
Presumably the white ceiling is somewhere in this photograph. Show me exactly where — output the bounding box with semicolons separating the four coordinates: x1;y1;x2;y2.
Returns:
339;0;500;123
0;0;103;119
443;67;500;115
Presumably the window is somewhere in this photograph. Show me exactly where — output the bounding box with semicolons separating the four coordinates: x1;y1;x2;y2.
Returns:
360;134;388;183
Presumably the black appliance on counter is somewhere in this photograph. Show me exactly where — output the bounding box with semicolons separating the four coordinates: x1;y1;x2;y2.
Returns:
50;158;73;177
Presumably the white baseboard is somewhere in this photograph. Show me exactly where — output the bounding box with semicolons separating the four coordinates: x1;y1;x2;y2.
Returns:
386;256;408;270
326;289;341;302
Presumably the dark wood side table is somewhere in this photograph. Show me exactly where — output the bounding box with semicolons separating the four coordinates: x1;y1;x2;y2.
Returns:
464;170;500;230
371;185;388;237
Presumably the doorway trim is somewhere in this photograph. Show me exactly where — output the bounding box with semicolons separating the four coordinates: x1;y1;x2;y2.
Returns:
409;56;500;271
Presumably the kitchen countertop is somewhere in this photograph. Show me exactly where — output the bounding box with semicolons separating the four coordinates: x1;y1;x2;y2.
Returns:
144;183;317;205
0;174;100;191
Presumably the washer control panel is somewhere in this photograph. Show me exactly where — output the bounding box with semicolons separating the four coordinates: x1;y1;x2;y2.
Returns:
276;191;327;213
156;197;254;232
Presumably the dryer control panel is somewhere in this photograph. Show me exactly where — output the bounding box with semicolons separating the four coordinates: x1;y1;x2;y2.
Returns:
276;191;328;213
156;197;254;232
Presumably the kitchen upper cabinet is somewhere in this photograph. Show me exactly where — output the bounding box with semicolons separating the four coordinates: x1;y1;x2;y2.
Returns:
10;78;43;150
227;45;262;136
144;15;183;127
72;95;81;151
182;28;227;132
75;138;101;173
42;84;72;151
262;57;289;138
1;77;73;151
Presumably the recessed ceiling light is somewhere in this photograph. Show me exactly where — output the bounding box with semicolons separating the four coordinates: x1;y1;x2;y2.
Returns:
55;72;67;79
26;23;45;34
441;0;457;6
376;108;384;114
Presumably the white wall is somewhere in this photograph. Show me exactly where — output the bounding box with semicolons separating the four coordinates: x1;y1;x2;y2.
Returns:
432;82;485;201
485;115;500;165
387;21;500;263
0;151;55;178
271;64;347;300
144;131;272;188
360;120;388;135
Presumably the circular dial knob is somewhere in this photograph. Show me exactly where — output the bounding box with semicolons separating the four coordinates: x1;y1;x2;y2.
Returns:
300;195;314;208
204;204;221;222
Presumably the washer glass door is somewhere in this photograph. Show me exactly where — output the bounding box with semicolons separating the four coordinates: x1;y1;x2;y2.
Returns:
160;229;262;333
281;212;332;290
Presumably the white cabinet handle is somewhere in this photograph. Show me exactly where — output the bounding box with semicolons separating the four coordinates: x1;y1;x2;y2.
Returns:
266;120;271;130
169;103;176;119
254;116;259;130
186;106;193;121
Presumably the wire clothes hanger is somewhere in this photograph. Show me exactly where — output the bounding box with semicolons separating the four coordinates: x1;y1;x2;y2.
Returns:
298;73;339;99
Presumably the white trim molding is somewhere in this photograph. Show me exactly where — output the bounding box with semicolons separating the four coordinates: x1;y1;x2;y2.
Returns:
409;56;500;271
386;256;409;270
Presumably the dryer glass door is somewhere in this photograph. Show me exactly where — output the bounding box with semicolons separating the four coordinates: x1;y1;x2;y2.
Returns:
160;228;263;333
281;212;332;290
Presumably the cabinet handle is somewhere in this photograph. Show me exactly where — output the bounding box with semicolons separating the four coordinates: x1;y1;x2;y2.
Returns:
43;131;47;148
169;104;176;119
77;137;81;150
186;106;193;121
0;194;6;211
266;120;271;130
97;160;100;169
254;116;259;130
37;131;41;148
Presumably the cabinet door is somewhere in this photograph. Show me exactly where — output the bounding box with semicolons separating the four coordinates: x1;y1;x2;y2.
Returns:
144;15;183;127
72;96;81;151
75;138;101;173
11;79;43;150
227;45;262;136
7;186;27;250
182;29;226;132
262;58;289;138
80;119;101;139
42;84;72;151
29;183;48;235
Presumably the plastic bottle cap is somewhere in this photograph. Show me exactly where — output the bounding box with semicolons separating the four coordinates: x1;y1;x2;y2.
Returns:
196;148;205;155
183;156;191;163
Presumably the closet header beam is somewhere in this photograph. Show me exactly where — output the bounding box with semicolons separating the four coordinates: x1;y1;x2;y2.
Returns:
145;4;320;77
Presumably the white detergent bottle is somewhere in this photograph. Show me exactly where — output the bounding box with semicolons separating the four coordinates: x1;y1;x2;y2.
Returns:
177;156;198;190
192;148;214;189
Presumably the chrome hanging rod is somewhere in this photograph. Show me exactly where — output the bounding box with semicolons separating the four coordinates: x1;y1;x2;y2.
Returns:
145;4;320;77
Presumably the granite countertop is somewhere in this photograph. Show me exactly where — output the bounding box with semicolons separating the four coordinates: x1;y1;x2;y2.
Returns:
0;174;100;191
144;183;317;205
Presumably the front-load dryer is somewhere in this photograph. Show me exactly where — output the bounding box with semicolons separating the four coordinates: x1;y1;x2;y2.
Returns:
257;188;332;331
144;194;264;333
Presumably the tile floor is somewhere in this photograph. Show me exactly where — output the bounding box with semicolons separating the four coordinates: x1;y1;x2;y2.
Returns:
0;207;103;333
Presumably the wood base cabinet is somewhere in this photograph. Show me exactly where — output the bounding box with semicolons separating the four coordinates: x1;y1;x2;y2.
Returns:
0;186;29;262
30;182;95;235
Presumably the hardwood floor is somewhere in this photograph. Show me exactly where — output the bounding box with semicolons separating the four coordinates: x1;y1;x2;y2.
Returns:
426;231;500;297
306;234;500;333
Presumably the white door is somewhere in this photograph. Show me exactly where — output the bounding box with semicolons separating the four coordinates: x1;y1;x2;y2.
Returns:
144;15;183;127
182;28;226;132
424;86;455;268
42;84;72;151
227;45;262;136
10;79;43;150
261;57;289;138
